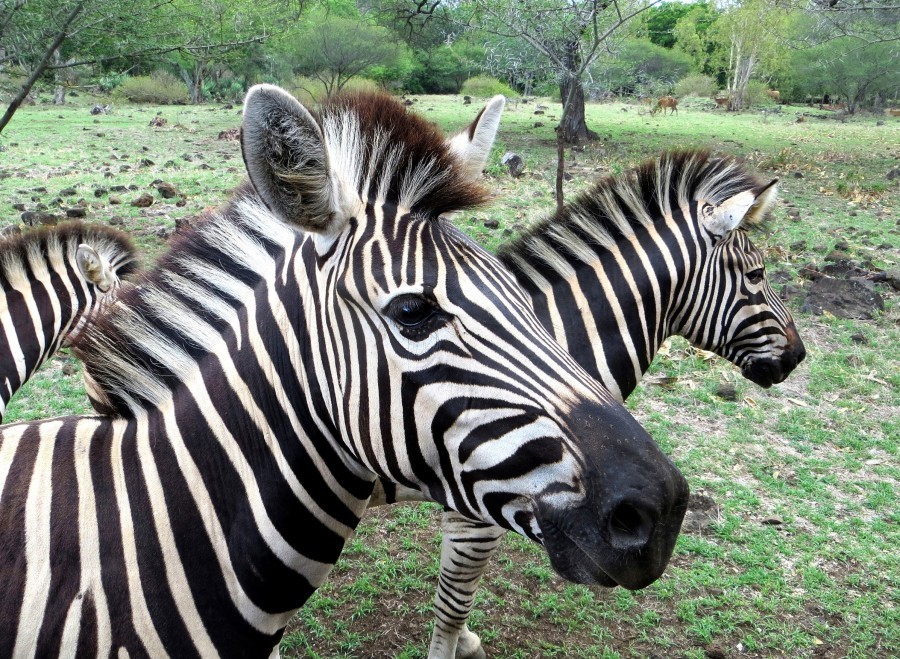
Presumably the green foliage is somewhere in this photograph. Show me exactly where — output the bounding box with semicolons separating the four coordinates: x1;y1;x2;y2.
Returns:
674;74;718;98
594;38;693;97
96;71;129;93
460;75;518;99
114;71;187;104
642;2;697;49
744;79;775;106
289;76;382;105
406;45;483;95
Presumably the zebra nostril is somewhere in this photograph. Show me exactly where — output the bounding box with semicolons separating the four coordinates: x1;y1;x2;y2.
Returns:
607;501;654;551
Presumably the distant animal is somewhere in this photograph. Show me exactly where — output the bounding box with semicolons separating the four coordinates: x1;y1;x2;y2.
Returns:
766;89;781;103
652;96;678;115
0;222;136;420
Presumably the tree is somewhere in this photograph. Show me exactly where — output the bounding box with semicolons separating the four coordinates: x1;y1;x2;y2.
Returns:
592;37;693;97
289;14;403;97
793;37;899;111
710;0;789;110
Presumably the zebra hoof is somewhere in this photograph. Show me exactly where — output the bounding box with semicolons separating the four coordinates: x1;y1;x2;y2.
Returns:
455;626;485;659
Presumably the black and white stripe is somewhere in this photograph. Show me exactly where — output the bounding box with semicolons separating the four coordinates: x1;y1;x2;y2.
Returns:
409;150;808;658
0;222;136;419
0;86;688;657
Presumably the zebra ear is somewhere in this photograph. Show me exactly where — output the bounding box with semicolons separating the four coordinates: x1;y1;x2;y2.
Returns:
241;84;353;235
76;244;115;292
707;179;779;237
445;95;505;181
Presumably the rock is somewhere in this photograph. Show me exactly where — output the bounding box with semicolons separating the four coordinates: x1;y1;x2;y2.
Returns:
682;492;719;534
109;216;124;226
181;154;193;162
825;250;849;262
850;333;868;344
90;104;110;115
217;128;239;141
780;283;806;301
483;219;500;230
789;241;806;252
533;122;544;128
131;193;154;208
769;270;792;284
62;363;77;376
848;211;857;217
139;158;155;167
155;181;181;199
887;167;900;181
834;240;850;251
793;172;804;178
59;187;77;196
802;277;884;320
463;96;472;105
156;227;172;239
149;116;167;128
871;268;900;291
704;644;727;659
787;208;801;219
501;152;525;178
715;382;738;401
761;516;784;526
65;207;87;218
21;211;59;226
109;195;122;205
94;187;108;197
533;110;544;115
12;203;26;211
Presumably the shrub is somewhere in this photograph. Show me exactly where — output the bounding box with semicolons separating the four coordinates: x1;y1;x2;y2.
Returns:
674;74;717;99
745;80;775;106
97;72;128;93
115;71;187;104
289;76;382;105
461;75;518;98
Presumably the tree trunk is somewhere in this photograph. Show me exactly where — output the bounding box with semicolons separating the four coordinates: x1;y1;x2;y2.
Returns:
0;1;84;134
53;51;66;105
557;40;597;145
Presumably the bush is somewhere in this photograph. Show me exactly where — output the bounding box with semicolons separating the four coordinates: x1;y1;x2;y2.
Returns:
289;76;383;105
97;72;128;93
115;71;187;104
745;80;775;106
674;74;717;99
461;75;518;98
202;72;247;103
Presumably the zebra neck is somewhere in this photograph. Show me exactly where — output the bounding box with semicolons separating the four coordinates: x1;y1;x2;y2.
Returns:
0;248;96;416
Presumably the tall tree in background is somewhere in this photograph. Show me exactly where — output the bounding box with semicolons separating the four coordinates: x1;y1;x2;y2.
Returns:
712;0;788;110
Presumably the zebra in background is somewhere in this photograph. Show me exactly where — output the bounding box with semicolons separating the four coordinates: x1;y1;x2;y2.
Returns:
0;222;136;420
0;86;689;657
378;149;808;659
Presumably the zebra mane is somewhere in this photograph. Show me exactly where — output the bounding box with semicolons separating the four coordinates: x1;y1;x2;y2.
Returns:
0;221;138;289
71;187;299;416
313;92;488;217
498;150;766;279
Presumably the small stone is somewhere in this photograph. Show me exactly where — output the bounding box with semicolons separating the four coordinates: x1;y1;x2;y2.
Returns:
199;163;212;170
483;219;500;230
21;211;59;226
834;240;850;251
94;187;108;197
793;172;804;178
109;216;124;226
787;208;801;219
156;226;172;239
501;152;525;178
62;363;77;376
155;182;181;199
65;207;87;218
12;203;26;211
109;195;122;205
825;250;850;262
704;644;726;659
59;187;77;196
534;109;544;115
715;383;738;401
789;241;806;251
850;333;868;344
139;158;155;167
848;211;857;217
181;154;193;162
761;517;783;526
533;122;544;128
131;193;154;208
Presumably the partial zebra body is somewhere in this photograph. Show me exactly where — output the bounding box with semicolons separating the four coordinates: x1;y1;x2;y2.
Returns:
0;87;688;657
0;223;136;419
385;150;807;658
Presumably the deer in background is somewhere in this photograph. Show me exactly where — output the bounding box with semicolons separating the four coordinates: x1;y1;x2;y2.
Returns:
652;96;678;115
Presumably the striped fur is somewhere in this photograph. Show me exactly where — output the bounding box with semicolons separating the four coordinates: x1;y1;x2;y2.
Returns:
401;150;807;658
0;222;136;419
0;87;688;657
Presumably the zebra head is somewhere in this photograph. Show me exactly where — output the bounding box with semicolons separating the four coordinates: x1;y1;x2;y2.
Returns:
680;158;806;388
241;85;688;590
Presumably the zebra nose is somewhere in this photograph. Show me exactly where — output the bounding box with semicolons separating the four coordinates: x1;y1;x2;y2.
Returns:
606;499;655;551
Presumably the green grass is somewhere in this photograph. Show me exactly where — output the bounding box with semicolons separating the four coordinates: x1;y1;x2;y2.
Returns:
2;93;898;657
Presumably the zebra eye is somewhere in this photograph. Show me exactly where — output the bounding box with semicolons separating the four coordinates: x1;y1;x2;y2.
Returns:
747;268;764;285
385;294;438;328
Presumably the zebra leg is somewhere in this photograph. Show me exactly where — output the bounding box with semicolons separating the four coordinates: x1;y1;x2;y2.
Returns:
428;511;506;659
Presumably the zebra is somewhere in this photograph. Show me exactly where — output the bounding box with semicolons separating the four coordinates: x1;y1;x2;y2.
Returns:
375;149;808;658
0;85;689;657
0;222;136;420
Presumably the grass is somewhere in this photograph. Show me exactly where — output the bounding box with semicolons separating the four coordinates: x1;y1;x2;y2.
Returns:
1;92;898;658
